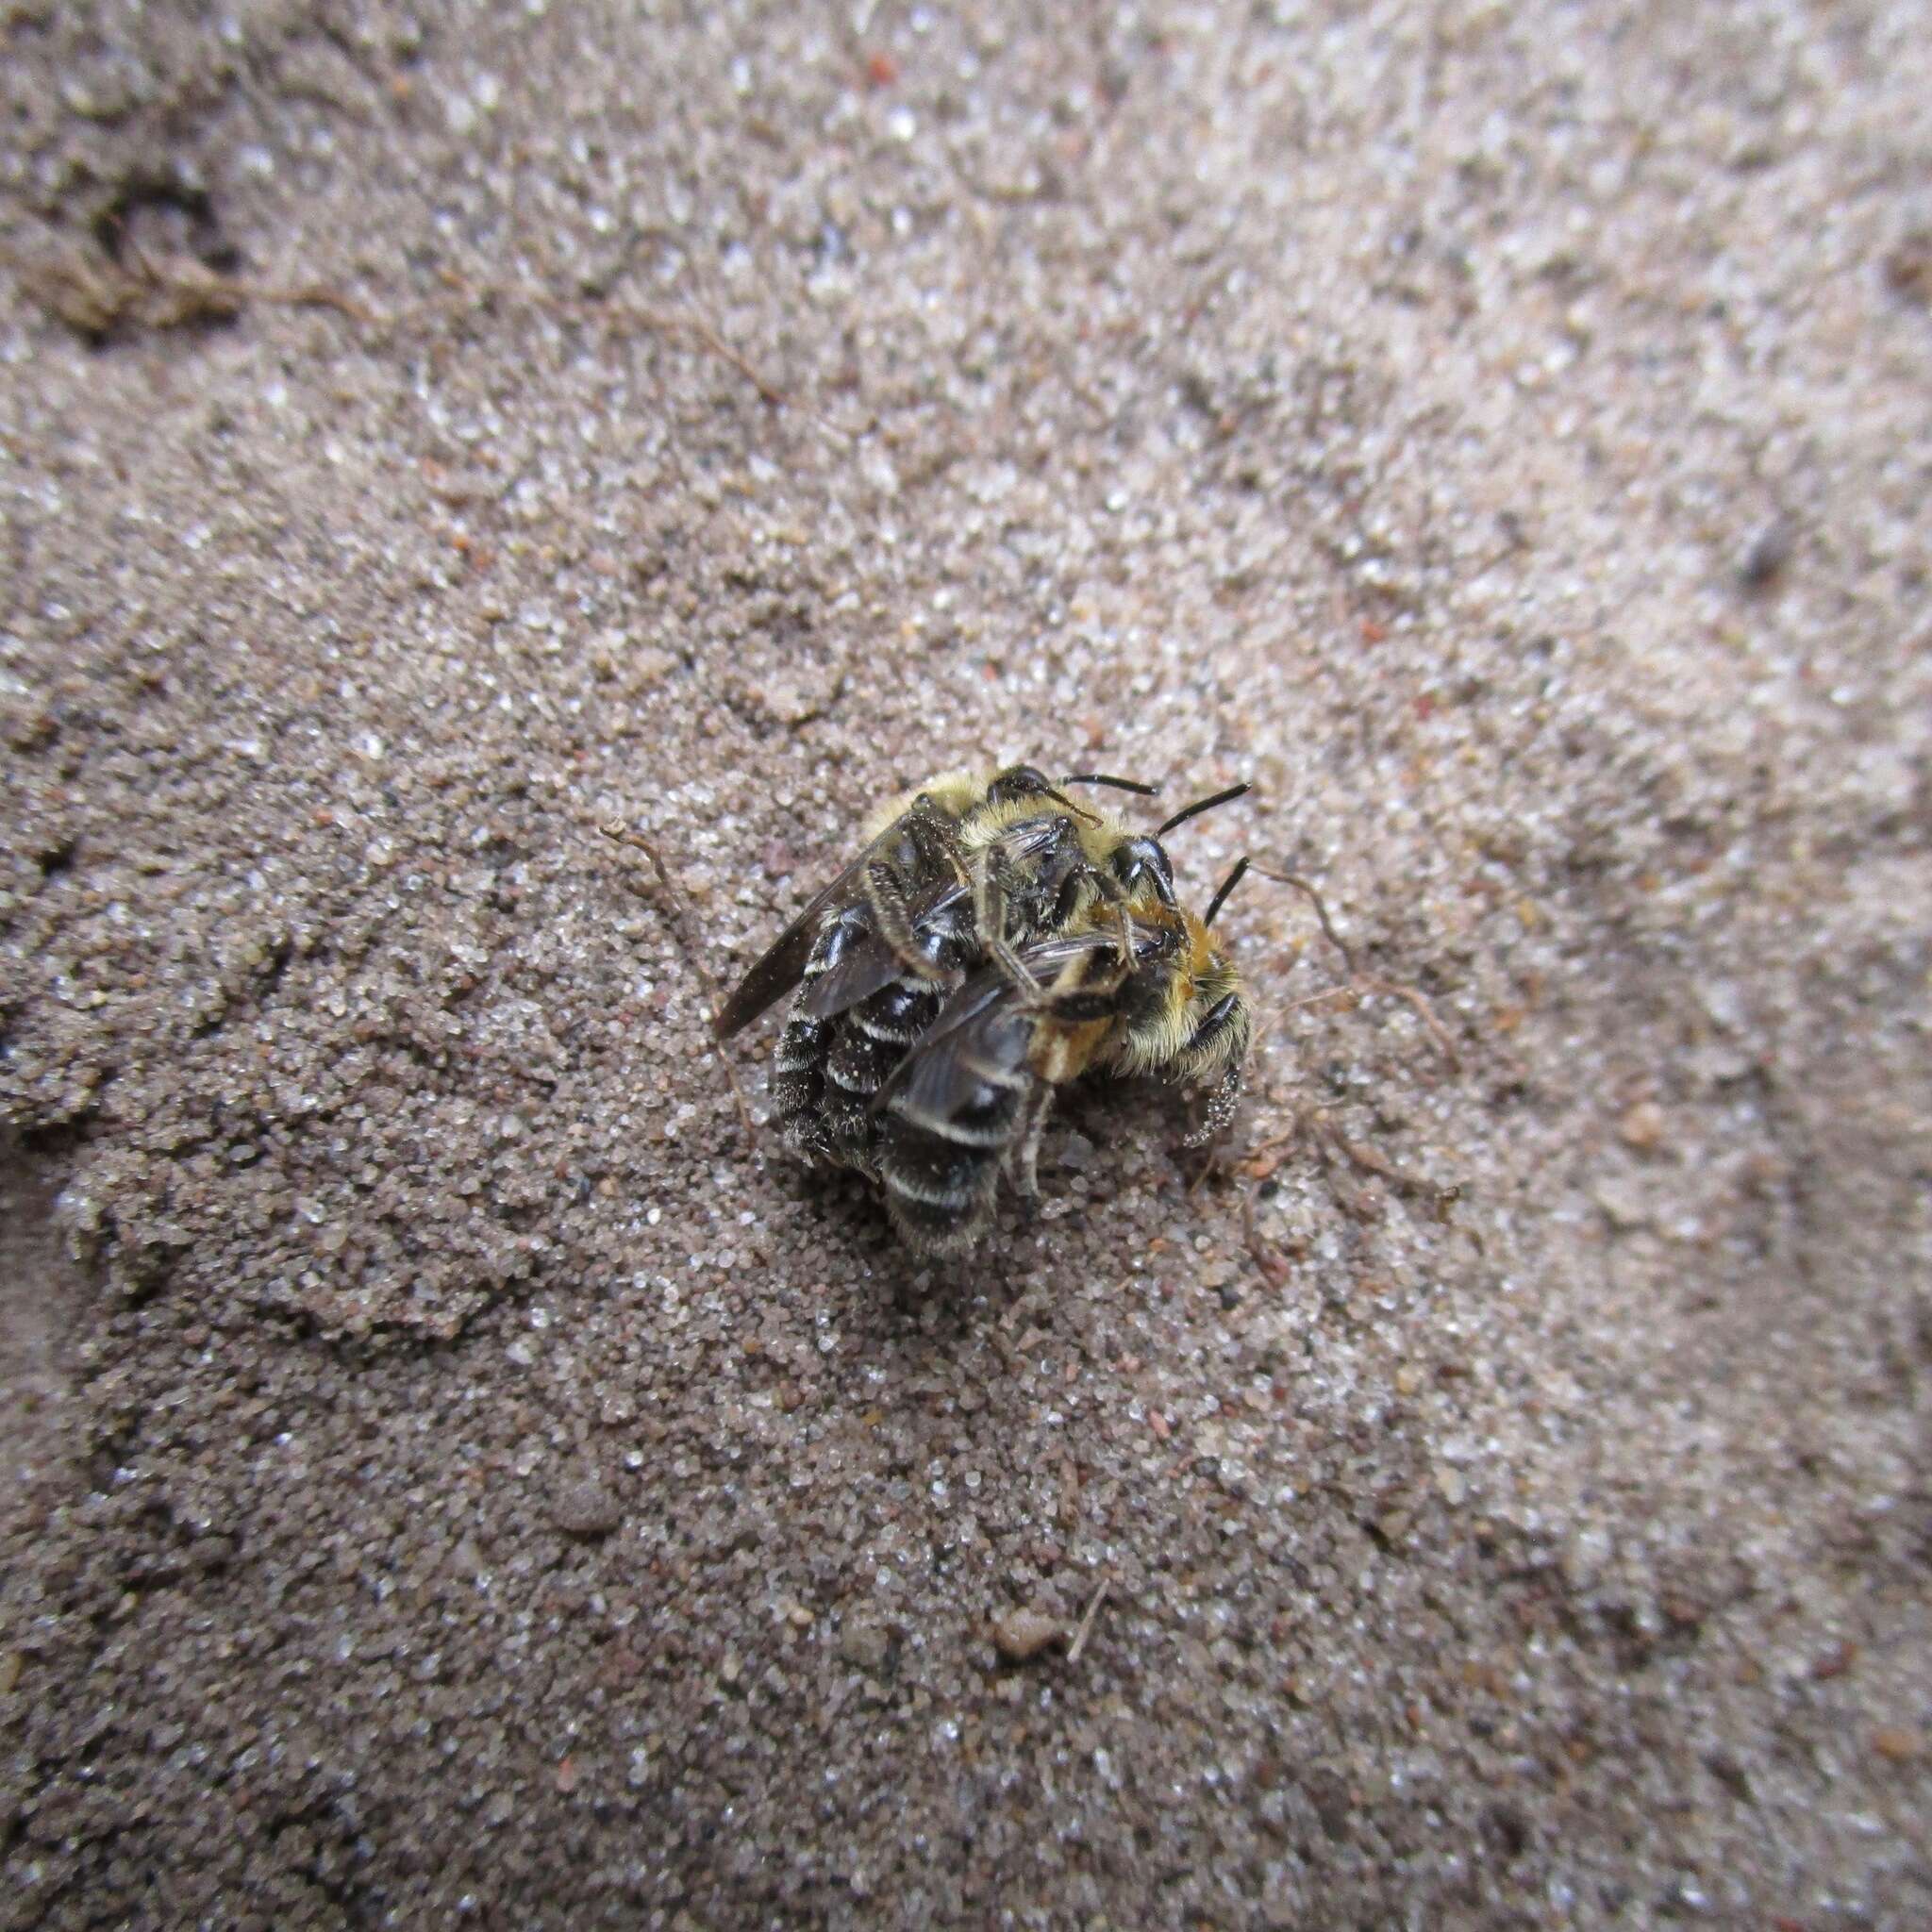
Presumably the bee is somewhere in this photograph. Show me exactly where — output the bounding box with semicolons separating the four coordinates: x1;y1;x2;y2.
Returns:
715;764;1154;1172
872;871;1254;1255
715;765;1255;1255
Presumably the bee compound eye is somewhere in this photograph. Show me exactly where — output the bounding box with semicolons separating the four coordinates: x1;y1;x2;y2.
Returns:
988;764;1053;806
1111;837;1176;902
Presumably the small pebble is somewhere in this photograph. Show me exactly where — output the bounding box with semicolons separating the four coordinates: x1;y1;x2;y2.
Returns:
551;1477;622;1538
1592;1176;1650;1231
837;1622;890;1671
1739;518;1794;590
991;1608;1065;1662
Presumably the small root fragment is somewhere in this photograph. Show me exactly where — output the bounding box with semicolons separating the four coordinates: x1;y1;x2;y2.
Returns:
1066;1577;1111;1666
1250;864;1459;1071
7;235;843;437
1238;1100;1456;1271
1359;974;1460;1073
1236;1124;1302;1183
598;819;758;1145
1243;1186;1293;1289
1321;1117;1458;1213
5;237;382;338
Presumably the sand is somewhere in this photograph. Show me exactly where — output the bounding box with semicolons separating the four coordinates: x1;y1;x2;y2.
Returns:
3;1;1929;1924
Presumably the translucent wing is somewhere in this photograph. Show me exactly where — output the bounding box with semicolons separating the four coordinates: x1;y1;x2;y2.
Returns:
714;801;958;1040
874;928;1129;1124
713;842;886;1040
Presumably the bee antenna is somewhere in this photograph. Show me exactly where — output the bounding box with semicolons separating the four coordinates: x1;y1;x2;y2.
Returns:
1038;784;1104;826
1203;855;1251;928
1156;781;1252;839
1059;772;1161;797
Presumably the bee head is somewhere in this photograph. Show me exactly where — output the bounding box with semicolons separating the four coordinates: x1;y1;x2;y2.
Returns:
985;764;1056;808
1108;834;1177;907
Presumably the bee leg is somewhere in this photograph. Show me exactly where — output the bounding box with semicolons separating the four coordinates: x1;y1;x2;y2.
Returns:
862;859;952;982
1097;891;1138;979
1053;861;1137;977
933;816;974;889
1183;1063;1245;1146
903;793;974;889
992;937;1043;997
860;795;974;974
974;850;1045;997
1008;1081;1056;1199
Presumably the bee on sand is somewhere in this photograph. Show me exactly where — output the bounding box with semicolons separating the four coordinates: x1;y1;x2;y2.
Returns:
714;764;1256;1257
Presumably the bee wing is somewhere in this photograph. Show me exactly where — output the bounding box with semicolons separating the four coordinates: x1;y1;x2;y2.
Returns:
796;812;1078;1024
713;835;899;1040
875;929;1126;1122
796;880;967;1021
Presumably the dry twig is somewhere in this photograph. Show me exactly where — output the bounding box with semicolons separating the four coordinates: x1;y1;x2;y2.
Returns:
1248;863;1458;1073
3;239;381;338
1228;869;1464;1271
1242;1185;1293;1289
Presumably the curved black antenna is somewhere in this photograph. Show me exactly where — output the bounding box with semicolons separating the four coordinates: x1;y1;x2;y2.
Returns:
1157;781;1251;839
1059;772;1160;797
1203;855;1251;929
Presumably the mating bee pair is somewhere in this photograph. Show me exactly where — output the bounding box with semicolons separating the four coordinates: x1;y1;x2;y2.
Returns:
716;763;1259;1257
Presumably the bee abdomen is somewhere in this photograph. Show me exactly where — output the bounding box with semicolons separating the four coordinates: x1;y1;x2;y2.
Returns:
772;1012;836;1162
811;976;944;1171
880;1162;999;1254
813;1031;885;1168
876;1082;1019;1255
864;975;948;1041
824;1025;898;1097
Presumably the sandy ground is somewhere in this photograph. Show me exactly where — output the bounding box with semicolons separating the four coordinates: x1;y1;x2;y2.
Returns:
3;2;1929;1925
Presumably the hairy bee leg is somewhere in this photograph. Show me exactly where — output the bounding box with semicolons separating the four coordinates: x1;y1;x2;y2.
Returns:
1183;1063;1244;1147
990;935;1043;997
902;793;974;890
974;850;1045;998
1052;860;1138;978
854;792;975;984
931;814;974;889
1105;898;1138;979
862;859;953;982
